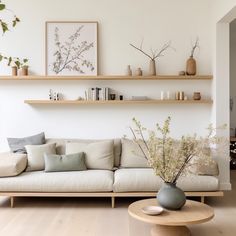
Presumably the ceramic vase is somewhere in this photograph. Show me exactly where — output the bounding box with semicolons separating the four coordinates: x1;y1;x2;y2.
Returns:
21;66;29;76
12;66;18;76
149;59;156;76
186;56;196;75
157;182;186;210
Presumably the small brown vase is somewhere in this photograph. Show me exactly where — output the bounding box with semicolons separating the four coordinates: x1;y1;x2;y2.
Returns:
193;92;201;100
12;66;18;76
149;59;156;76
21;66;29;76
186;56;196;75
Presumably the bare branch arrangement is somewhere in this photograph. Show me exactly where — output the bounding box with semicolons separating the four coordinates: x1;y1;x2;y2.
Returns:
130;40;172;61
129;117;227;184
190;38;199;58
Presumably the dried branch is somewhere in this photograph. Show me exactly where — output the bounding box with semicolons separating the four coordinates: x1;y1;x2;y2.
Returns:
190;37;199;57
130;40;172;60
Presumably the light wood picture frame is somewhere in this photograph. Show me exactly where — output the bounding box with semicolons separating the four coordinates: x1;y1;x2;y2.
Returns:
45;21;98;76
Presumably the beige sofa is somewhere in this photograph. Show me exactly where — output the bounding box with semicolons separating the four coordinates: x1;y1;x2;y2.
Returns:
0;138;224;208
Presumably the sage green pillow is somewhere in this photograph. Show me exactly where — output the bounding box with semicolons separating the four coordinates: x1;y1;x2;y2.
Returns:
44;152;87;172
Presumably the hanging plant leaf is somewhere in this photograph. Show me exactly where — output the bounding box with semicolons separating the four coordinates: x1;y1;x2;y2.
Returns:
15;60;20;69
7;57;12;66
0;54;3;62
1;21;9;33
0;4;5;11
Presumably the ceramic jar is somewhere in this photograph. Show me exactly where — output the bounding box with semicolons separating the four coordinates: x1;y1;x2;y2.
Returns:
157;182;186;210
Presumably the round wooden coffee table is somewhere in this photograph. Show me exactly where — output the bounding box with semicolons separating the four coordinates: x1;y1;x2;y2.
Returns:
128;199;214;236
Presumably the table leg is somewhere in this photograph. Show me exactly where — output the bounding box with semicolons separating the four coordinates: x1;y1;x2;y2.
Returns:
151;225;191;236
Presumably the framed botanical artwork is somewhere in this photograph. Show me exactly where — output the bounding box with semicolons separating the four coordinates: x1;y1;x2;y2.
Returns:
45;21;98;76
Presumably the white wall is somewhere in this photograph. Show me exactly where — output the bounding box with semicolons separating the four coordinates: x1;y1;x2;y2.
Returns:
0;0;215;150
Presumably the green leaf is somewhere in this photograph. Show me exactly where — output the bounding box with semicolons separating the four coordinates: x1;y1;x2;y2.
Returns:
15;61;20;69
0;55;2;62
0;4;5;11
1;21;9;33
13;20;16;27
15;17;20;22
8;57;12;66
23;59;28;63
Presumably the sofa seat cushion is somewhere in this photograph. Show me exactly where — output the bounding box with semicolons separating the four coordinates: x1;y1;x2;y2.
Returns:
113;169;219;192
0;170;113;192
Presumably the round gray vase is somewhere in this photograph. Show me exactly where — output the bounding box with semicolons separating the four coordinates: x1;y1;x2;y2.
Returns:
157;182;186;210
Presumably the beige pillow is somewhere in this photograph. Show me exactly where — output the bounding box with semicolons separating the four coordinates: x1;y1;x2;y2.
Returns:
188;156;219;176
25;143;56;171
120;139;149;168
66;140;114;170
0;152;27;177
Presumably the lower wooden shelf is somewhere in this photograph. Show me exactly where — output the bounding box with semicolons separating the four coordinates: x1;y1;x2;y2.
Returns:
24;99;213;105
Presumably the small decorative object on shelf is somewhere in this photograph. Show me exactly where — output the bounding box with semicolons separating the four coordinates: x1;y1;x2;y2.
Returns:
186;38;199;76
129;117;227;210
135;67;142;76
21;66;29;76
179;91;184;100
12;66;18;76
130;40;172;76
49;89;53;100
175;92;180;100
109;94;116;100
160;91;164;100
126;65;132;76
179;71;186;76
119;95;124;100
193;92;201;100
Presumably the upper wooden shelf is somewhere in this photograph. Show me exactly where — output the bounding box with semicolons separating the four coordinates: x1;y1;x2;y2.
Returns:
0;75;213;81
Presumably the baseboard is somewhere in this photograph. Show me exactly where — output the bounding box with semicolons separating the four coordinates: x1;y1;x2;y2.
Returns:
220;182;232;190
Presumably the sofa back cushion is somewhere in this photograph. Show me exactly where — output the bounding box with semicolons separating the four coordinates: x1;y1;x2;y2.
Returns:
25;143;56;171
46;138;121;167
66;140;114;170
0;152;27;177
120;138;149;168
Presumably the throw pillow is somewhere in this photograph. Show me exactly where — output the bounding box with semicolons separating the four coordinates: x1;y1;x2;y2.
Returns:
188;156;219;176
7;132;46;154
66;140;114;170
25;143;56;171
120;138;149;168
0;152;27;177
44;152;87;172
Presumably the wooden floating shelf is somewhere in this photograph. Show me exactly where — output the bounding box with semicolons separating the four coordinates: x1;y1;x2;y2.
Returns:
0;75;213;81
24;99;213;105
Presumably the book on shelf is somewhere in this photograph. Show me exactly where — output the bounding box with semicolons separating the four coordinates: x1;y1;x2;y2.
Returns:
87;87;110;101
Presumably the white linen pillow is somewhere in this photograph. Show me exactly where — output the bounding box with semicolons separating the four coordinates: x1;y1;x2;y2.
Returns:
66;140;114;170
0;152;27;177
25;143;56;171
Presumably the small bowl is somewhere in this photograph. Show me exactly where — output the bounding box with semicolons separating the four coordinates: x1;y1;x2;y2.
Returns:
141;206;164;216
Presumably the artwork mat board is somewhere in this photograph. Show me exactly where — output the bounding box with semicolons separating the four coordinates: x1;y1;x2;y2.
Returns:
45;21;98;76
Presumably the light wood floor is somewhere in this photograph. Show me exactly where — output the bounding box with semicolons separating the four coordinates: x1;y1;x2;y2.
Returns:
0;171;236;236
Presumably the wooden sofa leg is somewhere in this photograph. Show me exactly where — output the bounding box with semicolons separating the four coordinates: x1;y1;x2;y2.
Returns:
111;197;115;208
10;197;14;208
201;196;205;203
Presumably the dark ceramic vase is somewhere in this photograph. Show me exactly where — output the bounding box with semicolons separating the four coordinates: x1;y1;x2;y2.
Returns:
157;182;186;210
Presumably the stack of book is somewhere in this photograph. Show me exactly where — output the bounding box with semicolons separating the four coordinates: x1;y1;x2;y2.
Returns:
86;87;110;101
